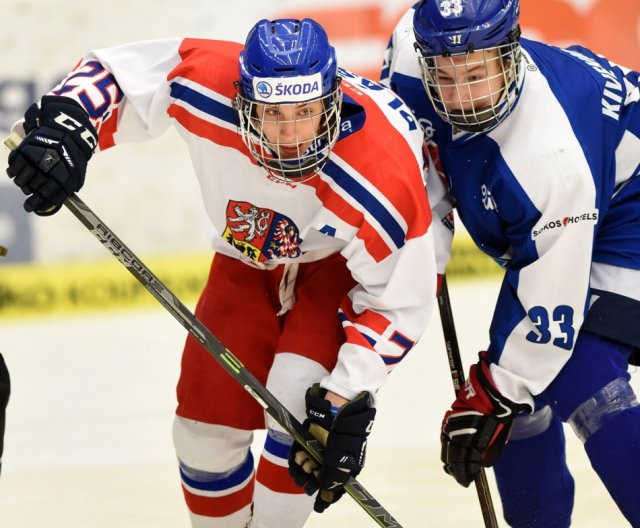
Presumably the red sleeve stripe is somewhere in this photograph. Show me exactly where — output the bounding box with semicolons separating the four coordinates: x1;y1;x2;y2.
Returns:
339;297;392;336
343;324;377;351
342;318;414;366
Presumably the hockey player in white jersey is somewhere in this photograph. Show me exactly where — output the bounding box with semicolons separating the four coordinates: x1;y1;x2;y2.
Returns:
382;0;640;526
6;18;437;528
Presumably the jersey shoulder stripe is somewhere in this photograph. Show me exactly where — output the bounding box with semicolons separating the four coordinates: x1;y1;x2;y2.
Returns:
309;175;394;261
168;103;248;155
322;159;407;250
170;81;238;127
167;40;248;155
337;76;430;239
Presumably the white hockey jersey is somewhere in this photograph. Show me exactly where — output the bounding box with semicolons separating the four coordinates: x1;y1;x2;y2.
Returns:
42;37;437;398
383;7;640;407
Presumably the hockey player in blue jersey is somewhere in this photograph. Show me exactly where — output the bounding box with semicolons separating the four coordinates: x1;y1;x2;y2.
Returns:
382;0;640;526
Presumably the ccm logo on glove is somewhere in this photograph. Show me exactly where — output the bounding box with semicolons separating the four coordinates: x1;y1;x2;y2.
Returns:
6;95;97;216
288;384;376;513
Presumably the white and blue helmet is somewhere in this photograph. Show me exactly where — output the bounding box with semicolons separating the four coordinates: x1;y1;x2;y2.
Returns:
236;18;343;182
413;0;522;133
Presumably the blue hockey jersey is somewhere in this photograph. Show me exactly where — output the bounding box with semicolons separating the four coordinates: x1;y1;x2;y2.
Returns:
382;6;640;407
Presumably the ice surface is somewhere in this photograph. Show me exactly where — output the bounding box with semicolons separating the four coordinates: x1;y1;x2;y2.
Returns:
0;278;635;527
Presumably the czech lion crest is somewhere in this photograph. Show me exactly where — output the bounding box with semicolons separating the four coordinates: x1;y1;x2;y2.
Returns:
223;200;303;262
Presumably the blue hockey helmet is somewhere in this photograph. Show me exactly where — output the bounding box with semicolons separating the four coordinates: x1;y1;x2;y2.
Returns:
236;18;343;183
413;0;522;133
413;0;521;56
239;18;339;103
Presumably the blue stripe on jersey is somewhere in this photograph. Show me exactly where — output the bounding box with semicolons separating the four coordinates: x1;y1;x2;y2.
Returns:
179;450;254;491
170;82;238;126
390;331;413;350
363;333;377;347
264;431;292;460
383;355;405;366
322;159;406;249
383;331;414;365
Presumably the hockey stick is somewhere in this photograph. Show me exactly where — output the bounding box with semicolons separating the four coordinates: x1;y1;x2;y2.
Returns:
437;274;499;528
4;132;402;528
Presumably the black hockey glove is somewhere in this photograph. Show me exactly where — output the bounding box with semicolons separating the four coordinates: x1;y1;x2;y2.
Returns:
288;384;376;513
441;352;531;487
6;95;97;216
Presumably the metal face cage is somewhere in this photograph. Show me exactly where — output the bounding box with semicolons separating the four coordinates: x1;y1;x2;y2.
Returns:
417;41;521;133
235;85;343;183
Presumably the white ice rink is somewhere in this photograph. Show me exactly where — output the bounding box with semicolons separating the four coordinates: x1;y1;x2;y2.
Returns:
0;277;636;527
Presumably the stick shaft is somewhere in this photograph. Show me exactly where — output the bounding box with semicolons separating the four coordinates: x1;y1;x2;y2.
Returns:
65;195;403;527
437;275;500;528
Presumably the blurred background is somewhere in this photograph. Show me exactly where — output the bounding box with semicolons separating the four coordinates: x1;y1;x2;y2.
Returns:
1;0;638;319
0;0;638;274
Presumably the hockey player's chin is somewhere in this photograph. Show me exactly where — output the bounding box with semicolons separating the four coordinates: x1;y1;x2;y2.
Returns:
449;108;494;126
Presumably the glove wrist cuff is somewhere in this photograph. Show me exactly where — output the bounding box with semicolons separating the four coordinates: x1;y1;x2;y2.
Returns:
476;356;530;417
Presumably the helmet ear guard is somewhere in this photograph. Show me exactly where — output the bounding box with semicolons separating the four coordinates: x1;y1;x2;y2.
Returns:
412;0;523;133
235;18;343;183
